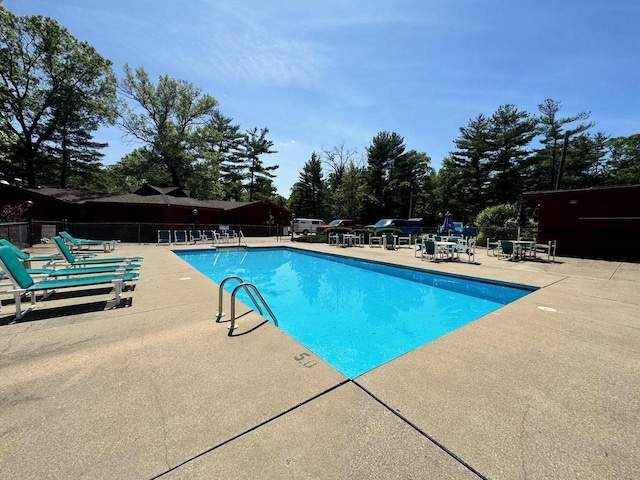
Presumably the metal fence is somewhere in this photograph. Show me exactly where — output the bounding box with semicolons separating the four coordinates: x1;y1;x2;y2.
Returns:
1;221;287;248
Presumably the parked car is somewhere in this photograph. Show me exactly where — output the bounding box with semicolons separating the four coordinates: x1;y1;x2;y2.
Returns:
364;218;423;236
316;219;357;234
291;218;324;235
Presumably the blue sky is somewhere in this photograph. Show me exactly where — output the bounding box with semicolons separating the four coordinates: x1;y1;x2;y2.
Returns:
5;0;640;196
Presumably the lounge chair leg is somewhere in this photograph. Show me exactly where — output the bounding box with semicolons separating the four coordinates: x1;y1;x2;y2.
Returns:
113;280;123;304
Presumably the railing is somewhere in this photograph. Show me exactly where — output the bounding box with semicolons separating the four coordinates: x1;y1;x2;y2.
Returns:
239;230;248;247
216;276;278;334
0;221;283;247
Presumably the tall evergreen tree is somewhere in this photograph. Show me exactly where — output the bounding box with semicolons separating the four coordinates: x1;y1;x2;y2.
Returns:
365;131;406;221
606;134;640;185
487;104;537;204
204;111;245;200
559;132;609;189
531;99;593;190
289;153;325;218
388;150;433;218
239;127;278;201
451;113;493;216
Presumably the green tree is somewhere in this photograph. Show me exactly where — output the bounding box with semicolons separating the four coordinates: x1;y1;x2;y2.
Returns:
239;127;278;201
288;153;325;218
529;99;593;190
559;132;609;189
388;149;433;218
0;7;117;187
205;111;245;201
486;104;537;204
365;131;406;221
451;113;493;216
605;134;640;185
118;65;218;192
329;162;368;220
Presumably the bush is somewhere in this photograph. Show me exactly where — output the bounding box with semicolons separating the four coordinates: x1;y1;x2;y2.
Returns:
475;204;514;229
372;228;402;237
293;234;327;243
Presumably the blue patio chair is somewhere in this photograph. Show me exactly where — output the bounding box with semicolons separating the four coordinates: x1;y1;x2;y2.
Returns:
174;230;188;244
157;230;171;245
189;230;204;243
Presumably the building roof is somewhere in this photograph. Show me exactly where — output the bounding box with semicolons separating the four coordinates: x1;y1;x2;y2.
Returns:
26;185;264;211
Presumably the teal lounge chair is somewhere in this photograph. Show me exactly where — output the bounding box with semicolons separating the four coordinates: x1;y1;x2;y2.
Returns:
2;261;140;279
0;246;138;320
59;231;118;252
0;239;66;264
53;237;142;267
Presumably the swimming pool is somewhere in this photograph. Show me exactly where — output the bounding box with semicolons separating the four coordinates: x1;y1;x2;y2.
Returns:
175;247;535;378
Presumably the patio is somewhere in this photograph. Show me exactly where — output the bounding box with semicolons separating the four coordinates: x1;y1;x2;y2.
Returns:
1;238;639;479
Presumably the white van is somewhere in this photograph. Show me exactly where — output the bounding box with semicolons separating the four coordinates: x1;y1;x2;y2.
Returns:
292;218;324;235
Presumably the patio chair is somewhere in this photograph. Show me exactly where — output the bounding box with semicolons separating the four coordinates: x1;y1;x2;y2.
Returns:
202;230;215;243
397;235;412;248
59;231;118;252
384;233;397;250
0;246;139;320
52;237;142;267
486;237;499;256
189;229;204;244
498;240;515;260
520;237;535;259
174;230;188;244
157;230;171;245
533;240;556;262
421;240;438;261
369;235;383;247
456;238;476;263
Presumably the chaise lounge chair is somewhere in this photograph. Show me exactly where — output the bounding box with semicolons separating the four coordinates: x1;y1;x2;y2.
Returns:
59;231;118;252
0;239;66;265
0;246;138;320
53;237;142;268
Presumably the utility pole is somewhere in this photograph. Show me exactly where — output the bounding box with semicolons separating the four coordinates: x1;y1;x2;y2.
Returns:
555;130;571;190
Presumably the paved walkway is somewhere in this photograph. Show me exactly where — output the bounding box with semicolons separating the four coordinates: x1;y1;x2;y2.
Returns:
1;238;639;479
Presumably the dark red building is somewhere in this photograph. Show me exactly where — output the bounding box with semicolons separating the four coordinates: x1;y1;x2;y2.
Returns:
523;185;640;260
1;184;291;243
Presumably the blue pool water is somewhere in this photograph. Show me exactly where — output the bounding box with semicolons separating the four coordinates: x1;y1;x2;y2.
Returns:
175;248;534;378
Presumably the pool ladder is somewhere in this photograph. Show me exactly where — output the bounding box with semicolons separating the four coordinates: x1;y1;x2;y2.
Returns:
216;276;279;332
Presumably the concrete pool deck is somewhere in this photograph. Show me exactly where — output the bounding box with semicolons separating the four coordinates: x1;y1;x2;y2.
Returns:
1;238;638;479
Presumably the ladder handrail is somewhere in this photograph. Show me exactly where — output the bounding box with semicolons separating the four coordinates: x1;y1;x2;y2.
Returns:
216;276;262;320
211;231;221;247
229;282;278;332
238;230;248;247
